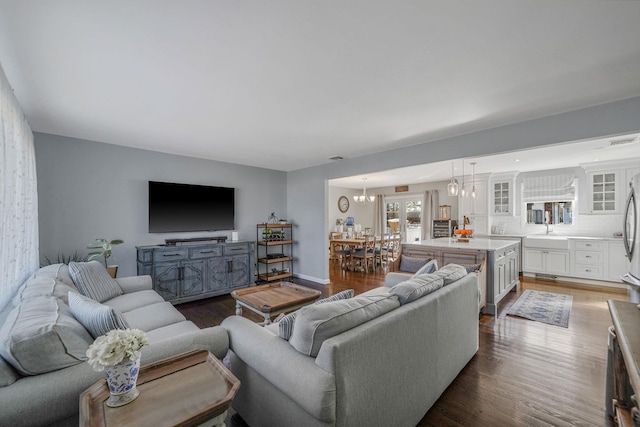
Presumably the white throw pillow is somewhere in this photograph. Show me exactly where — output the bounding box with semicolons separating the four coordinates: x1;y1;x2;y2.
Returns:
68;292;129;339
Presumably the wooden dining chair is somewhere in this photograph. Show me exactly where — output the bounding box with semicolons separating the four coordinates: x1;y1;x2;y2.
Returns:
351;235;376;272
330;232;351;270
375;234;390;269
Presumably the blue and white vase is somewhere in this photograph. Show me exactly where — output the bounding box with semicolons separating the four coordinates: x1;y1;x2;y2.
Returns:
104;357;141;407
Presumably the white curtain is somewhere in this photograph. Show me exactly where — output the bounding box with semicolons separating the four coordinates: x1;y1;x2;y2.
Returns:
421;190;439;240
373;194;385;235
0;64;39;311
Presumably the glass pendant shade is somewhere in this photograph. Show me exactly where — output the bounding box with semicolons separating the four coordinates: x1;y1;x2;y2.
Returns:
447;162;459;196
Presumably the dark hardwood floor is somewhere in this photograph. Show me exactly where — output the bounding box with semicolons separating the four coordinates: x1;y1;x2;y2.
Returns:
176;260;628;426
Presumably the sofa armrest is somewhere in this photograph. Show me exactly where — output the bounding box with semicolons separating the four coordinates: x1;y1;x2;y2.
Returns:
222;316;336;420
384;272;411;287
116;275;153;293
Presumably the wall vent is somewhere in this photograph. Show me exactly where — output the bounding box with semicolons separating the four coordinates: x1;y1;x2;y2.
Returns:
609;137;636;146
329;156;344;161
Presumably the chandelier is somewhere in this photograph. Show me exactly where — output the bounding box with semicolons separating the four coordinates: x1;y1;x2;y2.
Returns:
354;178;375;203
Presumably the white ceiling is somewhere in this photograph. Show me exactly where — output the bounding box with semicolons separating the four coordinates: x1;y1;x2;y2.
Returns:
0;1;639;172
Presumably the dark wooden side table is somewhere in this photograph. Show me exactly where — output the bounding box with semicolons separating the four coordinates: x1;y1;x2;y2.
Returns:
80;350;240;427
606;300;640;427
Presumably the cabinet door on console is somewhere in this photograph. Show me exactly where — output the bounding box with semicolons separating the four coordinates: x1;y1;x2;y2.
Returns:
207;258;229;291
153;263;181;301
228;254;251;288
181;259;206;297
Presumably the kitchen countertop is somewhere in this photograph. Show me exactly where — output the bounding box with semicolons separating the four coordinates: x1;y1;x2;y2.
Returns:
478;234;624;242
406;238;519;252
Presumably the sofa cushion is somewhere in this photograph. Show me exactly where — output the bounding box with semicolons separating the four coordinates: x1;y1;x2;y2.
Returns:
68;292;129;339
358;287;394;297
69;261;123;303
104;290;165;313
412;259;438;277
434;264;468;285
30;263;77;287
278;289;354;341
0;297;93;375
460;263;482;273
399;256;431;273
121;302;187;332
12;276;78;306
389;274;444;305
145;321;201;342
0;355;20;386
289;294;400;357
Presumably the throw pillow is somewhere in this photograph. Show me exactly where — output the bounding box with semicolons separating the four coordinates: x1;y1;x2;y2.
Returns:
398;256;431;274
69;261;123;303
460;263;481;273
279;289;354;340
433;264;468;285
68;292;129;339
411;259;438;278
390;274;444;305
0;296;94;375
288;294;400;357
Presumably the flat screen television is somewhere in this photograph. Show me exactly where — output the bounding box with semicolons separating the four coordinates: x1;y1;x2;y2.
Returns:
148;181;235;233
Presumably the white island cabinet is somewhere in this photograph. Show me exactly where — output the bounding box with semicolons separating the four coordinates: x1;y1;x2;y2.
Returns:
402;237;520;316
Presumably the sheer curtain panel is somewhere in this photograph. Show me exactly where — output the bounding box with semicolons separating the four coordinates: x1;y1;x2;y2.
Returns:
0;64;38;311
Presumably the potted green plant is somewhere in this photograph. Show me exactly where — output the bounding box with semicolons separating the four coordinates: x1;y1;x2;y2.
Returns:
87;238;124;278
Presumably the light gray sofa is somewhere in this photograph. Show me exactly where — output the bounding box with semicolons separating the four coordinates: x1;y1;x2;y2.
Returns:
0;263;229;427
222;267;479;427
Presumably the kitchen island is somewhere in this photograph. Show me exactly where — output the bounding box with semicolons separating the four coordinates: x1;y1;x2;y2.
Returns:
401;238;520;316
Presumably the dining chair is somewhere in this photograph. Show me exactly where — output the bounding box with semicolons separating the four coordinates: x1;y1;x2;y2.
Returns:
375;234;390;269
330;232;351;270
351;235;376;273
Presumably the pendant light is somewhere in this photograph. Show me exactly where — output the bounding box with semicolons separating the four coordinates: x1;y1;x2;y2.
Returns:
447;162;459;196
354;178;375;203
470;162;477;199
460;161;467;198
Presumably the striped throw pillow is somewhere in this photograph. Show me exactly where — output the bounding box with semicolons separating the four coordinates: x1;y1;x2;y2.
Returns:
278;289;354;341
69;261;123;303
68;292;128;339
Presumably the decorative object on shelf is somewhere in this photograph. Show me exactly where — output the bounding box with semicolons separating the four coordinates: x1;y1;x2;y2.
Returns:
455;216;473;241
87;238;124;278
338;195;350;213
86;328;149;407
267;212;278;224
353;178;375;203
470;162;477;199
447;161;459;196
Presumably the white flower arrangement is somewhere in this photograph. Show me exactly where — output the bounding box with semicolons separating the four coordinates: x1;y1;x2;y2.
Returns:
86;329;149;372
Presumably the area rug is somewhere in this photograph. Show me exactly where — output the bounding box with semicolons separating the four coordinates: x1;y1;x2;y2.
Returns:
506;290;573;328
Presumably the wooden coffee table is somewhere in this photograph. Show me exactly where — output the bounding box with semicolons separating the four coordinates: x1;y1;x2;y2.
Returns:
80;350;240;427
231;282;321;324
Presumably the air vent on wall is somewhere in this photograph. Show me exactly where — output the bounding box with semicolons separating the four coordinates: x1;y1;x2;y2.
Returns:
609;137;636;146
329;156;345;161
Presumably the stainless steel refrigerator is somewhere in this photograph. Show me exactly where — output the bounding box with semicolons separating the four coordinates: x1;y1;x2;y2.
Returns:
622;173;640;303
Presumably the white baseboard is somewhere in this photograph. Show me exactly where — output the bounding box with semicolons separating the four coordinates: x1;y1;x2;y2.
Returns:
293;273;330;285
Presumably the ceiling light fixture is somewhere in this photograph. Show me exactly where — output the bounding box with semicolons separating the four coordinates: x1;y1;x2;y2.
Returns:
447;162;459;196
354;178;375;203
470;162;477;199
460;161;467;198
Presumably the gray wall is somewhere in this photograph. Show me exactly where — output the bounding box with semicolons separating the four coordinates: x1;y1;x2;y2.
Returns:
288;97;640;283
34;133;287;278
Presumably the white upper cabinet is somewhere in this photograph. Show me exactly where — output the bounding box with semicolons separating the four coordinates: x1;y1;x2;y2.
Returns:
489;172;518;216
588;170;619;213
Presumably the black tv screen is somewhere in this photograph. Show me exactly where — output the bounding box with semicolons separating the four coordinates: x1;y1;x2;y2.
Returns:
148;181;235;233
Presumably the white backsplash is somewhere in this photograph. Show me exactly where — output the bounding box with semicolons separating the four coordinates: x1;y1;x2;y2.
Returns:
490;213;624;238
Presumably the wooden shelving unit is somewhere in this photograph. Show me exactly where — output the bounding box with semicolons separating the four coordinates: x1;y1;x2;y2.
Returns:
256;223;293;283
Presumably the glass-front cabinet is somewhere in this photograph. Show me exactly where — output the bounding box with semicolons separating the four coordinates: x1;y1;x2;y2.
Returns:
590;171;617;213
493;182;511;214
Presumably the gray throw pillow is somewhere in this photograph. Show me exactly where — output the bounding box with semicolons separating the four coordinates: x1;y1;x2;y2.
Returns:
279;289;354;340
412;259;438;278
69;261;123;303
68;292;129;339
399;256;431;273
390;274;444;305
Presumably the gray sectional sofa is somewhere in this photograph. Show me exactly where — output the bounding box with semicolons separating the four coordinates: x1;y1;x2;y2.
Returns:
0;263;229;427
222;265;480;427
